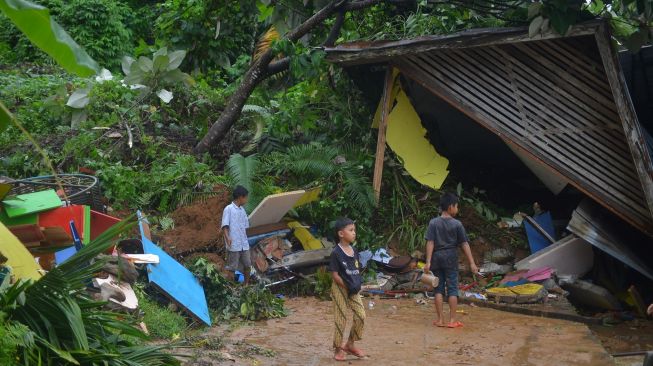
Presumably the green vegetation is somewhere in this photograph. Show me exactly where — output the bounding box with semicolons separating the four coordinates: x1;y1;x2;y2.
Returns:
135;285;188;340
189;258;287;321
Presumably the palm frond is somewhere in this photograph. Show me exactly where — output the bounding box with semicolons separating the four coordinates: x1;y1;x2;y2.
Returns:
242;104;271;118
241;105;271;153
226;153;259;195
252;26;280;63
283;144;338;177
341;164;376;215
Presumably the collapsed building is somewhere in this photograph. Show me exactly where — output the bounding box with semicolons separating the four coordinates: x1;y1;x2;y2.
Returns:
325;20;653;311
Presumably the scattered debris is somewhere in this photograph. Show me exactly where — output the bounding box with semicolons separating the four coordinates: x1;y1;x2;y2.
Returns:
515;235;593;277
562;279;621;311
523;212;556;253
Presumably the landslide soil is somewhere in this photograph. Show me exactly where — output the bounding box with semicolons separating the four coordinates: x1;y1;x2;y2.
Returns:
160;188;230;256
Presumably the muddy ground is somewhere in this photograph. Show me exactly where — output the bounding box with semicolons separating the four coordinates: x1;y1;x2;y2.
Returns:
179;297;639;366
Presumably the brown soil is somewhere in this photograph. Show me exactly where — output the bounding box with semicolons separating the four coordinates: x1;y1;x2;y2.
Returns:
458;205;526;251
591;319;653;366
160;188;230;256
180;297;614;366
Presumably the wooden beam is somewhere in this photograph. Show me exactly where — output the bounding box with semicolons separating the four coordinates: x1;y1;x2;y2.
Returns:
325;21;601;66
594;23;653;225
372;67;394;203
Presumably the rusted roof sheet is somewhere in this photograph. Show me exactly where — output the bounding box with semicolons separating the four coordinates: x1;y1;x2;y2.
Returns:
326;22;653;236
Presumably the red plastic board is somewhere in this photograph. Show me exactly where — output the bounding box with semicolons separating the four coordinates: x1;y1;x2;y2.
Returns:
38;205;88;243
90;210;121;241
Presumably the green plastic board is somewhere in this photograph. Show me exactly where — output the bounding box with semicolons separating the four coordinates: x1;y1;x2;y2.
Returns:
0;207;38;226
2;190;62;218
83;205;91;245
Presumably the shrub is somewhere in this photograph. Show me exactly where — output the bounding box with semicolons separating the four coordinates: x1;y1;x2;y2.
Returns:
0;0;134;69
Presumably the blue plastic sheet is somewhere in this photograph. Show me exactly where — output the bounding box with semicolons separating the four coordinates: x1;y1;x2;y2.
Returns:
137;211;211;326
524;212;555;254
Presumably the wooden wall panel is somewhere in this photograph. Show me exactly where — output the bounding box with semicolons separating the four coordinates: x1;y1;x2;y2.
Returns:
393;35;653;234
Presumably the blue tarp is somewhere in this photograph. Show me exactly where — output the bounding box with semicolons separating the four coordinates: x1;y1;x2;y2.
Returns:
137;211;211;326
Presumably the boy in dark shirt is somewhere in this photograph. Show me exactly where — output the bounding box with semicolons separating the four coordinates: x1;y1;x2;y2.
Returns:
424;192;479;328
329;218;366;361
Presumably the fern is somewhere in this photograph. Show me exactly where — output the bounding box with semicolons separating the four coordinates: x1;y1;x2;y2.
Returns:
258;143;376;215
226;153;261;211
241;104;270;153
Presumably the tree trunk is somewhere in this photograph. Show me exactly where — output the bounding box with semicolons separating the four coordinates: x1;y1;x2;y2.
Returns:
193;0;384;154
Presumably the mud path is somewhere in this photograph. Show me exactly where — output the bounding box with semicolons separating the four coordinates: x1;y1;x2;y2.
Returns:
187;297;614;366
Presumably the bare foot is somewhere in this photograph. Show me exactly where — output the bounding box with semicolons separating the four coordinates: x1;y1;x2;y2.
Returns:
432;319;446;327
343;344;366;358
334;348;346;361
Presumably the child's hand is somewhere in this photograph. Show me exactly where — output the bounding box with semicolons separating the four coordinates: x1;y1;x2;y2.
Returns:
470;263;479;276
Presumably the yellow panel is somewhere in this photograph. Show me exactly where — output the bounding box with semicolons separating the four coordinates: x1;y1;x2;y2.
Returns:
385;90;449;189
372;68;401;129
0;183;12;201
287;221;323;250
293;187;322;208
486;287;515;296
0;222;43;281
510;283;544;295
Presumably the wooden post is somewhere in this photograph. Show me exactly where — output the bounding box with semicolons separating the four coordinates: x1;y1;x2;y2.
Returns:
594;22;653;224
373;66;394;203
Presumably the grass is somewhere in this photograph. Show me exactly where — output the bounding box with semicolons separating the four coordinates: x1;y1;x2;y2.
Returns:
135;284;189;340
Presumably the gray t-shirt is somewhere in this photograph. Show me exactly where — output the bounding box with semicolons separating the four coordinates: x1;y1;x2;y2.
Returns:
425;216;469;269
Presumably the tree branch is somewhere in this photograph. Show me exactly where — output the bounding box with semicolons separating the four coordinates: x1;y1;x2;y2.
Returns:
345;0;384;10
193;1;348;154
325;10;346;47
267;57;291;75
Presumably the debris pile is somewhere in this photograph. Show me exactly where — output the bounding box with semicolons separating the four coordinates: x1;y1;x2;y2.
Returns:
357;199;653;324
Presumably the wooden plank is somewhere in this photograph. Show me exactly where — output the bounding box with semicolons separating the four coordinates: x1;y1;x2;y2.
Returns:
372;67;394;203
325;22;601;65
409;55;526;136
477;47;625;142
539;40;612;99
444;48;634;180
248;190;306;227
503;44;623;126
393;58;653;234
594;23;653;225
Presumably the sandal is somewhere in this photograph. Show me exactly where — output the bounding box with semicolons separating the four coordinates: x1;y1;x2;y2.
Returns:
343;345;366;358
447;321;464;328
334;347;347;361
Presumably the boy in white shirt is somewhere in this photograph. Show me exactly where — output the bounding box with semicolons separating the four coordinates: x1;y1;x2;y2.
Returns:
221;185;251;284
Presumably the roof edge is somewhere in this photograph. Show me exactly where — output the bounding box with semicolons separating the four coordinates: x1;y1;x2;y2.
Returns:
325;20;603;66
